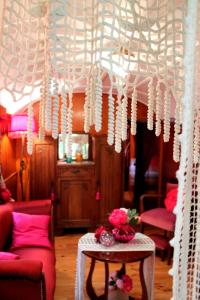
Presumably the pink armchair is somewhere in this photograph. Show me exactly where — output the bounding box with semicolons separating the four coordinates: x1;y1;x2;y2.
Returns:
139;183;177;264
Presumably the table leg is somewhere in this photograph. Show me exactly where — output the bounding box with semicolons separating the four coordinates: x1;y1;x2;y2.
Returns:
86;258;98;299
139;259;148;300
104;262;109;300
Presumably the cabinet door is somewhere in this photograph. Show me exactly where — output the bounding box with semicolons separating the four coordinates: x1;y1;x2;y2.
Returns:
94;136;124;223
31;138;56;199
57;177;95;228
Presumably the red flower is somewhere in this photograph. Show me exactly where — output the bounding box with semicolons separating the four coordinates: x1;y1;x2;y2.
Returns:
122;274;133;293
95;226;106;242
109;209;128;227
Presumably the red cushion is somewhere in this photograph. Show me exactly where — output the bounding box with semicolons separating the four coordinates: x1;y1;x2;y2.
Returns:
0;203;13;251
140;208;176;231
164;188;178;212
0;251;19;260
11;247;56;300
12;212;52;249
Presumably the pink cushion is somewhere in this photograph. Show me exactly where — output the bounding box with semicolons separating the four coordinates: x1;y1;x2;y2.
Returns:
164;188;178;212
0;251;19;260
12;247;56;300
140;208;176;232
12;212;52;249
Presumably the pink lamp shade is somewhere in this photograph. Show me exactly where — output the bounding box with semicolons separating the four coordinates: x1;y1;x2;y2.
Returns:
9;114;36;138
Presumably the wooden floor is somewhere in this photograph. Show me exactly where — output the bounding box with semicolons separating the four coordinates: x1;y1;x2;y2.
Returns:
54;231;172;300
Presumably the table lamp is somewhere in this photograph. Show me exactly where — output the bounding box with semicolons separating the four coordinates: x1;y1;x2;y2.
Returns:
9;114;36;201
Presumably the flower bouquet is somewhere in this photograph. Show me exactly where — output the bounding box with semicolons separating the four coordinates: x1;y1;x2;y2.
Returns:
108;269;133;300
95;208;140;245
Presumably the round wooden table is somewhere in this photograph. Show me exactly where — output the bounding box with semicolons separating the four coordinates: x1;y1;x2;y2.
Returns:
83;250;153;300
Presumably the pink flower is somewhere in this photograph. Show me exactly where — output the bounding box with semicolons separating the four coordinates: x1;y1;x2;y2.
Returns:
116;279;124;289
110;271;117;279
122;274;133;293
95;226;106;242
109;209;128;227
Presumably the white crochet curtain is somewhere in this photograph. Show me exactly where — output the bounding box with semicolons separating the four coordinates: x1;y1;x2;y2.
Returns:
0;0;185;158
170;1;200;299
0;1;200;299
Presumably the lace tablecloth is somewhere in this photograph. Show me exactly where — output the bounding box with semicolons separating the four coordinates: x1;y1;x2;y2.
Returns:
75;232;155;300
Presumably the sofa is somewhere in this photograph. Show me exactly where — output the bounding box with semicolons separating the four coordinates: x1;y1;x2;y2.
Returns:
0;199;56;300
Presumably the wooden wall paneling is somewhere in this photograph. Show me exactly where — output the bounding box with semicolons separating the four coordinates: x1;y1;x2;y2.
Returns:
30;137;57;199
0;135;18;199
94;136;124;224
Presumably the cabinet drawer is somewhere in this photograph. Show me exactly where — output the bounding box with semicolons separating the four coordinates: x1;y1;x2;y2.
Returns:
57;166;95;178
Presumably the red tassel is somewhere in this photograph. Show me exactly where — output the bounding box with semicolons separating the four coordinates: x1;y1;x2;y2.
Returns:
96;191;101;201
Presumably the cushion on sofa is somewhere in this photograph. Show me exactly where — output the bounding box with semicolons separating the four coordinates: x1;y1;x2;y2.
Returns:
0;203;13;251
11;212;52;249
0;252;19;260
11;247;56;300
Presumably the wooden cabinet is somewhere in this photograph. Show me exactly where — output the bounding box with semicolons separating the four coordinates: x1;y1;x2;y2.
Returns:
56;162;96;228
93;136;124;224
30;135;124;229
30;138;56;199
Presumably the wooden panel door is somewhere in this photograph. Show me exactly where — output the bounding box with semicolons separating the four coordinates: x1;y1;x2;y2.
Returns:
94;136;124;224
31;138;56;199
57;176;95;228
56;163;96;228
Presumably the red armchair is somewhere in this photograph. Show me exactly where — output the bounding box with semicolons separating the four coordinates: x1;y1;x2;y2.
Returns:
0;200;56;300
139;183;177;263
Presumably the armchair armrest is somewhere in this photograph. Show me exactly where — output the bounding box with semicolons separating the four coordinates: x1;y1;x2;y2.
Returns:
139;194;163;213
0;260;46;300
12;199;52;216
0;259;43;281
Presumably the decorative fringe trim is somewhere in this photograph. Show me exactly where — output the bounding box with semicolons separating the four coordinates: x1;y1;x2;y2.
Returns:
52;78;59;139
147;78;154;130
115;91;122;153
61;86;67;140
27;102;34;155
45;76;52;131
107;84;114;145
38;83;45;141
131;87;137;135
163;88;171;142
173;106;180;162
193;113;200;163
121;89;128;141
155;79;162;136
95;69;103;132
66;90;73;158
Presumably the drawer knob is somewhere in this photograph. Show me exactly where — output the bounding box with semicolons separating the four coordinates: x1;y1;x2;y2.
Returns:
71;169;80;174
